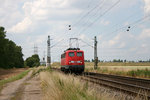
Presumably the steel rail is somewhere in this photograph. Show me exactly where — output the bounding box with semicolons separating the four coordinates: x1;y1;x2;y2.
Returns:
83;72;150;99
84;72;150;88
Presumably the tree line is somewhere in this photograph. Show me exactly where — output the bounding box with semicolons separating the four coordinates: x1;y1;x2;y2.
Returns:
0;26;40;69
85;59;150;63
0;26;24;68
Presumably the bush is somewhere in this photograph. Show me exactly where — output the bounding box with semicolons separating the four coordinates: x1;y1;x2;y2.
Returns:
25;54;40;67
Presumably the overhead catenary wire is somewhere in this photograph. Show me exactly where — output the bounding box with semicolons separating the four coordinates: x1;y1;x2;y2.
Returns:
79;39;94;48
74;0;106;36
51;1;105;49
50;39;65;48
66;0;120;48
77;0;121;36
73;0;105;27
101;10;141;34
87;0;93;8
102;13;150;39
131;16;150;29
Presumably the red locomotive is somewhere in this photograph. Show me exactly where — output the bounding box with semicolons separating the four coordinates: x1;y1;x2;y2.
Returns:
61;48;84;73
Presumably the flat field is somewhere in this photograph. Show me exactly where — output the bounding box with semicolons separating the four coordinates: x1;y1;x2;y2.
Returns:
85;62;150;71
51;62;150;78
52;62;150;71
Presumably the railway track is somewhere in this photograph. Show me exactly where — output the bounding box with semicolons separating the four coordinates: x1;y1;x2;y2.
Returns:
82;72;150;99
52;68;150;99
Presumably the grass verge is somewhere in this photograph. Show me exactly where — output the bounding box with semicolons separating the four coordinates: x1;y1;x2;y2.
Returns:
40;71;110;100
31;66;51;77
0;69;30;92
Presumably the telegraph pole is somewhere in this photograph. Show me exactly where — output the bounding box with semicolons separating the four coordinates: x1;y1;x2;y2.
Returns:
47;35;51;67
94;36;98;69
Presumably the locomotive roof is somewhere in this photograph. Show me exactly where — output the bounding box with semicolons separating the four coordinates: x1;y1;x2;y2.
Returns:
67;48;80;50
64;48;84;53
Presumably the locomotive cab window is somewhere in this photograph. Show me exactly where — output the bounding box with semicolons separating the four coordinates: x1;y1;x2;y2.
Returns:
77;52;82;57
69;52;74;57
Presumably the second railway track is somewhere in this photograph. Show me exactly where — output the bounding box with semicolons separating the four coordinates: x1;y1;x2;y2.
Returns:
82;72;150;99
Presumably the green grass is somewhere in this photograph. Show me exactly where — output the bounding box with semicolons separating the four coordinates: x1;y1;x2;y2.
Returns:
0;69;30;92
127;68;150;78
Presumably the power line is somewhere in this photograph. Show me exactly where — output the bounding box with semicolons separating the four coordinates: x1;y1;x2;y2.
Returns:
79;39;94;48
61;0;106;49
101;10;141;34
87;0;93;8
73;0;105;26
51;39;64;48
50;1;105;49
103;14;150;39
74;0;106;35
131;17;150;29
77;0;121;36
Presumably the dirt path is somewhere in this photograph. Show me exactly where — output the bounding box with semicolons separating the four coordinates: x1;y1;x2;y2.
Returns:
0;70;42;100
21;75;42;100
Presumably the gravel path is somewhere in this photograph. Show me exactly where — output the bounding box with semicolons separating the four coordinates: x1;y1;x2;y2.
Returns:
21;75;42;100
0;70;42;100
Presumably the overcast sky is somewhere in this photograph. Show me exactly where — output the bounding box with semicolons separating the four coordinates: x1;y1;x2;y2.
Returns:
0;0;150;62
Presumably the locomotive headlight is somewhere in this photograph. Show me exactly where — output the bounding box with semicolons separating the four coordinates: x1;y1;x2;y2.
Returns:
71;61;75;63
77;61;82;63
77;61;80;63
69;61;75;63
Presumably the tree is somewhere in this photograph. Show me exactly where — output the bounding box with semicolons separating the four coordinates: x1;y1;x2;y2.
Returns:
26;57;35;67
113;59;117;62
0;26;24;68
124;60;127;62
26;54;40;67
0;27;6;67
14;46;24;68
84;60;90;62
92;59;94;62
32;54;40;66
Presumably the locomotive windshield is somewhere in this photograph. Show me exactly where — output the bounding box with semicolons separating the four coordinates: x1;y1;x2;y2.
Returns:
77;52;82;57
69;52;74;57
